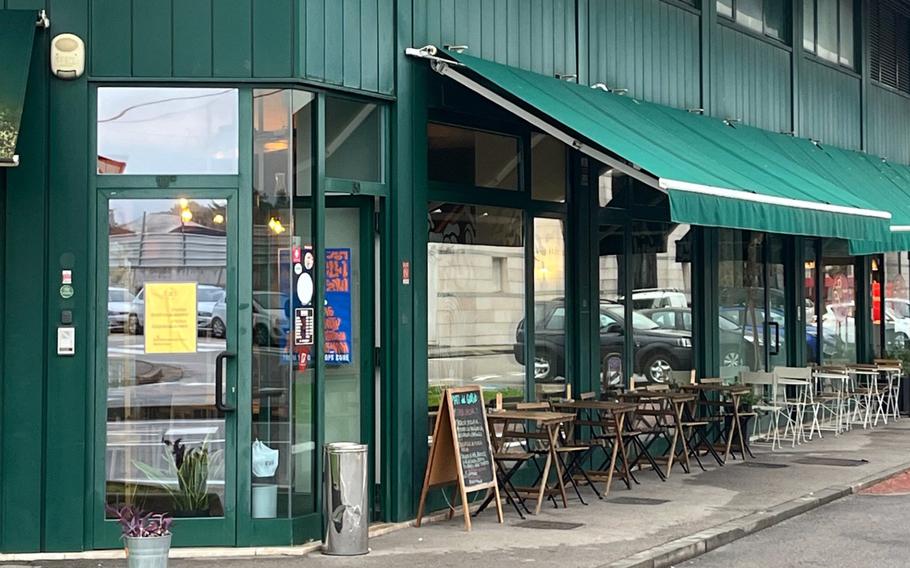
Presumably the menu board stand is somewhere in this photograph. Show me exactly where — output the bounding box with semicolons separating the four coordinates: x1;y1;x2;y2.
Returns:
416;386;502;531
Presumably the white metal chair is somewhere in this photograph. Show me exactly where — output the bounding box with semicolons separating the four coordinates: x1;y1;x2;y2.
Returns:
874;359;902;422
810;366;849;438
741;371;787;450
773;366;813;445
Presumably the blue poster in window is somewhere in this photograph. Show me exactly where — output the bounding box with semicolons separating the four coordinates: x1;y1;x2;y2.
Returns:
324;248;353;365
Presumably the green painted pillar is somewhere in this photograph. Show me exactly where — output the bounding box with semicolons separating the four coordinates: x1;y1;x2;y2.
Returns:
43;0;90;551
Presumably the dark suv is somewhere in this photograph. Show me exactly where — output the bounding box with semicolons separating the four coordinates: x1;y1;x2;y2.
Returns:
513;299;693;384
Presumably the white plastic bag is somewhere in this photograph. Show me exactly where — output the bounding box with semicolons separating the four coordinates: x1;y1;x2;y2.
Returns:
252;439;279;478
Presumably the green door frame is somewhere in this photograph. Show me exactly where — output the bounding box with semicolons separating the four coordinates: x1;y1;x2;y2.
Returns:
91;186;242;548
88;85;395;547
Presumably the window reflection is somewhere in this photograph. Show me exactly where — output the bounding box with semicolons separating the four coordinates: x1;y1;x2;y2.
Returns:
325;97;382;183
427;123;519;190
534;218;567;399
598;219;625;389
631;222;693;385
531;134;567;203
251;89;317;517
427;203;525;410
719;230;766;374
105;198;228;517
97;88;238;175
821;240;856;364
884;252;910;357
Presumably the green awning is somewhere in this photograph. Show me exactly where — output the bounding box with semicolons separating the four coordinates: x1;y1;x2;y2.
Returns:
411;48;893;243
0;10;37;167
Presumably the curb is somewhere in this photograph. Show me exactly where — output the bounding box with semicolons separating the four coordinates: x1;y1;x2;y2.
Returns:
599;461;910;568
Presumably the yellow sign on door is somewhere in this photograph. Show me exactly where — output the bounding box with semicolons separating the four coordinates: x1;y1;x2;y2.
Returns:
145;282;197;354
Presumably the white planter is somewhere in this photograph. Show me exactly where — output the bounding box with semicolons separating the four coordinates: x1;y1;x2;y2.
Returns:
125;534;171;568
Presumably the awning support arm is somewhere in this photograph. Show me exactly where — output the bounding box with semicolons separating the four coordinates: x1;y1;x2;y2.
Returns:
407;47;665;193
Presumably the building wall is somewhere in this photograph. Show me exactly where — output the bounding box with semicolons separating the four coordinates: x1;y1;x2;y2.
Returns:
88;0;395;94
6;0;910;553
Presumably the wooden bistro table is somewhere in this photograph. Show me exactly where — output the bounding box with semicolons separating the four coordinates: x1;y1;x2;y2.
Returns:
620;390;696;478
487;409;577;514
680;384;751;463
552;400;638;496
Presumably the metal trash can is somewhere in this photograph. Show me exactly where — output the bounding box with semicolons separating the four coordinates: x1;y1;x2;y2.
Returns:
323;442;369;556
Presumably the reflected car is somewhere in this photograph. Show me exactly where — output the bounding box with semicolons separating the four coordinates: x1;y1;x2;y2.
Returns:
108;287;135;332
824;301;901;352
514;299;693;384
127;285;226;336
210;291;289;346
639;307;757;369
721;305;841;360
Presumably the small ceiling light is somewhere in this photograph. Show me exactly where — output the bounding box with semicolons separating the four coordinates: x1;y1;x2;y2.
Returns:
178;198;189;209
180;209;193;223
268;217;286;234
213;214;224;224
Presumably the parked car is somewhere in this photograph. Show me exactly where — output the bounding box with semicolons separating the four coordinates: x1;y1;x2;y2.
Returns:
127;284;226;336
514;299;693;384
640;307;756;369
108;286;135;332
210;291;289;346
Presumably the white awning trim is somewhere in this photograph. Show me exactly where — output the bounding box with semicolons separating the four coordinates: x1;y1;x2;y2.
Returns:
660;178;892;220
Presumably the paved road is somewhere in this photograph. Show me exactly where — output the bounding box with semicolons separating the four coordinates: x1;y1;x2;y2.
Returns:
681;491;910;568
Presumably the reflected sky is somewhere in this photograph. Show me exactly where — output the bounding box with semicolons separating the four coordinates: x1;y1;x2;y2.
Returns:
98;87;239;175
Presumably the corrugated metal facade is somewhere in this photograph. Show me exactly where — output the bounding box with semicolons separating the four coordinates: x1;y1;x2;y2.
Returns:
799;60;863;150
867;83;910;163
89;0;395;94
582;0;701;110
412;0;578;79
712;23;792;133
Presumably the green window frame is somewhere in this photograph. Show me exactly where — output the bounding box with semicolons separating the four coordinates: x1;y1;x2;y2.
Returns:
424;115;569;403
803;0;857;69
717;0;791;43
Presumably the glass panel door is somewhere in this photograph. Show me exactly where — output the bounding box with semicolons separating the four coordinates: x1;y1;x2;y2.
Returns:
100;193;237;545
767;235;788;372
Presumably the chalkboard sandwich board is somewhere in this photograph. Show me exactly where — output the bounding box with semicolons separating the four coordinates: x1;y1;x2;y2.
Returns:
416;386;502;530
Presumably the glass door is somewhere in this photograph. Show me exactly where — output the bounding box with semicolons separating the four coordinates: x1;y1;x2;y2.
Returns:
766;235;787;372
97;191;238;546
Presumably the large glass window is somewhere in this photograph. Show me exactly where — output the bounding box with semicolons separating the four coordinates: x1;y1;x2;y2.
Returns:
251;89;317;517
885;252;910;354
533;218;567;398
97;88;238;175
804;0;855;68
427;203;525;407
324;97;382;183
717;0;789;41
531;134;567;203
719;230;767;374
630;221;693;384
821;240;856;364
427;123;519;190
598;214;625;389
804;239;821;364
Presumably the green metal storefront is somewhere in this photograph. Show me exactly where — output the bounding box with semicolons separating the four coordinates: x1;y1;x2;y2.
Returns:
1;0;910;553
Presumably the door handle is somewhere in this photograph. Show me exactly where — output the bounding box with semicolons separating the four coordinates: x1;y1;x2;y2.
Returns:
215;351;236;412
769;322;781;356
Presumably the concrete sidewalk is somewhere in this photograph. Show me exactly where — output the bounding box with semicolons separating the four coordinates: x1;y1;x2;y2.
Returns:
22;420;910;567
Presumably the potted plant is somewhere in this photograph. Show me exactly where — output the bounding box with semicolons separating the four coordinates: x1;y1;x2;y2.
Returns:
106;505;172;568
135;438;212;516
